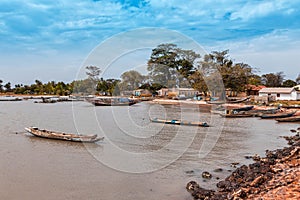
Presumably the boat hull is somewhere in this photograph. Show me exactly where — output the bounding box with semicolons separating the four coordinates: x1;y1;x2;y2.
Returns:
260;112;295;119
25;127;104;143
276;116;300;122
150;118;209;127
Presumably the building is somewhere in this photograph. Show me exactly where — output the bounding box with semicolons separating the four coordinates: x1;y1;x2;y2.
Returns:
158;88;199;98
258;87;300;101
133;89;152;97
246;85;266;96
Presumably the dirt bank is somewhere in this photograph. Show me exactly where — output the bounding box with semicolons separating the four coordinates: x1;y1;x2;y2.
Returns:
186;128;300;200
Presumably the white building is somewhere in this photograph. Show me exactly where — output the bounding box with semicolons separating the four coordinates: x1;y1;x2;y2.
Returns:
157;88;199;98
258;87;299;101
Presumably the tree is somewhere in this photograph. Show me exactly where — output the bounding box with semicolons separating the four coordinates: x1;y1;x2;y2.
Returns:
0;80;3;92
4;82;11;92
139;82;165;94
261;72;285;87
296;73;300;84
198;50;254;95
147;43;200;88
120;70;145;91
248;74;262;85
282;79;296;87
86;66;101;81
96;78;121;96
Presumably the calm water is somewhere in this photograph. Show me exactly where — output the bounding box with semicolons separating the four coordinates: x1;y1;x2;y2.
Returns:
0;100;297;200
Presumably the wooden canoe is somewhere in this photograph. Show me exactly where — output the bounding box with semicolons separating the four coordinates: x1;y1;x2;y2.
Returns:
150;118;209;127
276;116;300;122
260;112;296;119
25;127;104;143
220;113;254;118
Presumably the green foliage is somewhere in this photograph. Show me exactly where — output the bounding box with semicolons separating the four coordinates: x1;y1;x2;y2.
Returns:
96;78;121;96
119;70;146;91
261;72;285;87
282;79;296;87
147;43;200;88
196;50;254;95
139;83;165;94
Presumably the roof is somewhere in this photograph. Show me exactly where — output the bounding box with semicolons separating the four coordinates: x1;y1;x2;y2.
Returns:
246;84;266;91
259;87;295;94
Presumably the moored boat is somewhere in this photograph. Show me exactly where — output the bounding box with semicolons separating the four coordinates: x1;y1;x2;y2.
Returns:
220;113;254;118
260;112;296;119
150;118;209;127
25;127;104;143
231;105;254;113
87;97;137;106
276;116;300;122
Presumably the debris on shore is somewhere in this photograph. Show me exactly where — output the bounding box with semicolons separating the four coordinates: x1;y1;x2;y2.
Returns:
186;129;300;200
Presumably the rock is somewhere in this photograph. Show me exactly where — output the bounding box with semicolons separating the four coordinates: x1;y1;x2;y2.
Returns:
186;131;300;200
202;171;212;179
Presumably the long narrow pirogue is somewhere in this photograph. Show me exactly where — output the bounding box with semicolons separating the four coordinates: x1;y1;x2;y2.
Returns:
150;118;209;127
276;116;300;122
25;127;104;143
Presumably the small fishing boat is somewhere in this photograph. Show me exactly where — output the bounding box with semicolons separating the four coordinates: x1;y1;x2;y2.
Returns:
150;118;209;127
25;127;104;143
276;116;300;122
220;113;254;118
87;97;137;106
231;105;254;113
226;96;250;103
260;112;296;119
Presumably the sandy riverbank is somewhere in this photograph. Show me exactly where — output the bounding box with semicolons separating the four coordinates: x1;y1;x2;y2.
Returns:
186;128;300;200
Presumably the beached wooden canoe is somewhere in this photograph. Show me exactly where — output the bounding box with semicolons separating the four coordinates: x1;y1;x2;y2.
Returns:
150;118;209;127
260;112;296;119
276;116;300;122
25;127;104;143
231;105;254;113
220;113;254;118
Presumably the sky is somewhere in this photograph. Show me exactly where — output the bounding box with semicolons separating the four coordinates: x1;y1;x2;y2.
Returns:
0;0;300;85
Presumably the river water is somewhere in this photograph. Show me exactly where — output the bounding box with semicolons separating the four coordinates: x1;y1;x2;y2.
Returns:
0;100;297;200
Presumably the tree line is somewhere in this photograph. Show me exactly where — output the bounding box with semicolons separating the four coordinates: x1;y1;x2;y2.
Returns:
1;43;300;96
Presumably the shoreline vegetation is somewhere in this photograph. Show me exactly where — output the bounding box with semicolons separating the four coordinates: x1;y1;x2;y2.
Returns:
186;129;300;200
1;45;300;99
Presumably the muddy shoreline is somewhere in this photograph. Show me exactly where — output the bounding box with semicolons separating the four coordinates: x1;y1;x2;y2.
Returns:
186;128;300;199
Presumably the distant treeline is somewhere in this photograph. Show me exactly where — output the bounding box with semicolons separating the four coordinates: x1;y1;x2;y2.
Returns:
1;44;300;96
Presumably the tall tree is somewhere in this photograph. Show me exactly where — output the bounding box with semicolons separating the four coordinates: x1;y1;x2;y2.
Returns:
198;50;254;94
120;70;145;91
86;66;101;81
261;72;285;87
147;43;200;88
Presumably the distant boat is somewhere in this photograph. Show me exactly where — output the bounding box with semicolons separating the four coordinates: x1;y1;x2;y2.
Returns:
276;116;300;122
87;97;137;106
231;105;254;113
0;97;22;101
226;96;250;103
220;113;254;118
260;112;296;119
150;118;209;127
25;127;104;143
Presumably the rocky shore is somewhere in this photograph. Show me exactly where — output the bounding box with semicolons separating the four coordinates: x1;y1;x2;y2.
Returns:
186;128;300;200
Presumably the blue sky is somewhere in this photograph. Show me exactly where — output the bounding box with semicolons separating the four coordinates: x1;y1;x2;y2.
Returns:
0;0;300;85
